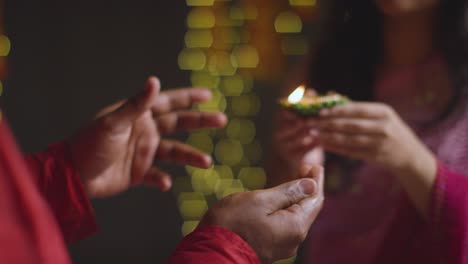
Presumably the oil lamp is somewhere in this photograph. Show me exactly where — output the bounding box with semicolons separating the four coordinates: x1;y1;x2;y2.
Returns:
279;85;349;116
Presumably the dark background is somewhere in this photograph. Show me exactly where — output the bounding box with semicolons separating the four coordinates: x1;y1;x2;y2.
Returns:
2;1;192;263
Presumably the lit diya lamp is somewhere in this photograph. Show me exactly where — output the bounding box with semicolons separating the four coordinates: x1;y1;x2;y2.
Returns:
279;85;349;116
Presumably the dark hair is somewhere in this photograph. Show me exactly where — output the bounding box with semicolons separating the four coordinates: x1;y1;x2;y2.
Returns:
308;0;468;110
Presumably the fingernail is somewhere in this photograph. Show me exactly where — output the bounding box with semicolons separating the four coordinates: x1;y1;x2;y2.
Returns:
299;179;316;195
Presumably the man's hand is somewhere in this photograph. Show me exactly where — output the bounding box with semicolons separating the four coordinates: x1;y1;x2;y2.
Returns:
69;77;227;198
201;165;324;263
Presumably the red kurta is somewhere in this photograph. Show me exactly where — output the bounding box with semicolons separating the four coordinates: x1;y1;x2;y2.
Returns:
0;119;259;264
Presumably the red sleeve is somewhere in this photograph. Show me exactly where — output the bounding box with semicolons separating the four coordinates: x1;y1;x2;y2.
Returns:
0;120;72;263
167;225;260;264
24;142;97;244
429;162;468;263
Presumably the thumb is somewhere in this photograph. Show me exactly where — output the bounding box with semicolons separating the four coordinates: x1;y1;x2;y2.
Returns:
105;76;160;132
297;165;324;226
262;177;318;213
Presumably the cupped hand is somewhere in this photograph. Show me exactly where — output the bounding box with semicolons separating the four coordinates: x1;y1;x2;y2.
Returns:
69;77;227;198
201;165;324;263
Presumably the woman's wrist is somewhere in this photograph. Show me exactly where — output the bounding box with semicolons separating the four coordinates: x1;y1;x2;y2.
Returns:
392;145;438;218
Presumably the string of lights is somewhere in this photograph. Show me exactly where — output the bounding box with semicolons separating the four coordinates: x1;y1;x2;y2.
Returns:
177;1;317;262
0;0;11;122
174;2;317;249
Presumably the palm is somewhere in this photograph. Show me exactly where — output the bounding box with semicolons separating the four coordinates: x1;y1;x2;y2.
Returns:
70;77;227;198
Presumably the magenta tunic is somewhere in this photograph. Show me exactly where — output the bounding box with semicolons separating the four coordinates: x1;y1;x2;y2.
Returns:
305;56;468;263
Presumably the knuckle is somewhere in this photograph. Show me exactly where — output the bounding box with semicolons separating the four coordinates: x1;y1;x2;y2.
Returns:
246;191;264;206
284;187;303;206
380;105;394;118
379;122;392;137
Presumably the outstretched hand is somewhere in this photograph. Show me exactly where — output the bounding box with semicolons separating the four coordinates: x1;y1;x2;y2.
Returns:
201;165;324;263
69;77;227;198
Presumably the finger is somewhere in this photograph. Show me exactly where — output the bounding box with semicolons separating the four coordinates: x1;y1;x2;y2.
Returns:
261;178;318;213
307;118;383;135
317;131;376;149
275;122;308;142
95;100;126;119
319;102;390;119
104;77;160;132
297;165;325;226
144;167;172;192
157;111;228;134
156;139;212;168
131;128;159;185
286;135;318;155
320;143;371;161
152;88;212;115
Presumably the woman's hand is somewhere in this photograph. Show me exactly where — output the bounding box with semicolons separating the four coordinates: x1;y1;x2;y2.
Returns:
274;110;324;168
312;102;437;217
69;77;227;198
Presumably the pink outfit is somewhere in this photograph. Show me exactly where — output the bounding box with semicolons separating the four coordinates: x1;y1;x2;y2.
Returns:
305;56;468;263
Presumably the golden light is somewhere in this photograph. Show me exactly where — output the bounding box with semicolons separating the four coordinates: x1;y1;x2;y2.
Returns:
239;167;267;190
274;11;303;33
182;221;199;236
288;85;305;103
186;0;214;6
289;0;316;6
0;35;11;57
178;48;207;70
187;8;216;29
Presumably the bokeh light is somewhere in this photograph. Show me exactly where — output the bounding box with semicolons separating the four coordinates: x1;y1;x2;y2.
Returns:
230;94;261;116
215;139;244;166
178;0;315;237
208;51;238;76
238;167;267;190
185;30;214;48
187;132;214;154
178;48;207;70
273;255;297;264
221;179;245;198
220;75;244;96
231;45;259;68
275;11;303;33
191;167;220;195
186;0;215;6
187;8;216;29
226;118;256;144
178;192;208;220
191;71;220;88
289;0;316;6
0;35;11;57
181;221;200;236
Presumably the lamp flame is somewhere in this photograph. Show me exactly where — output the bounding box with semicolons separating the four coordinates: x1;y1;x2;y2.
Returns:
288;85;305;103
